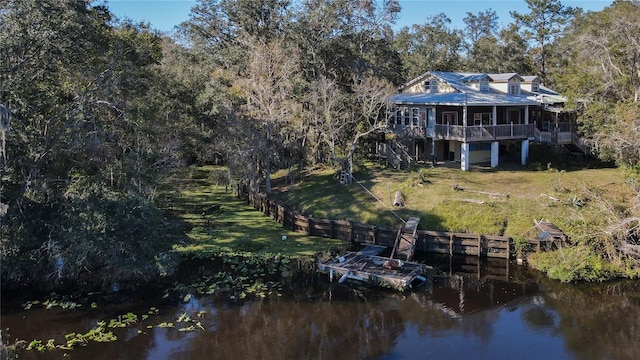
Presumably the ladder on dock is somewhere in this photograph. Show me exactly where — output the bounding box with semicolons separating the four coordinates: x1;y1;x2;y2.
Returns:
391;217;420;261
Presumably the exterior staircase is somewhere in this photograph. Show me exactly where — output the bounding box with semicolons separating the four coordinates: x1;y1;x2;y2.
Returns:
534;127;592;156
379;138;412;169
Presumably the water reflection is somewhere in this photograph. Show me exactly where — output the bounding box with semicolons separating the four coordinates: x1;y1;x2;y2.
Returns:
3;258;640;360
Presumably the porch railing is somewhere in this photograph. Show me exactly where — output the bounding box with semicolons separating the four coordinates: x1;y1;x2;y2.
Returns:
433;123;534;142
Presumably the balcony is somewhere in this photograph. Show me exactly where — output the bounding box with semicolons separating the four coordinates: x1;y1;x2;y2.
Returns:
433;124;534;142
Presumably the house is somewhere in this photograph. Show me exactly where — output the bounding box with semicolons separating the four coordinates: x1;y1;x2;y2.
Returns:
383;71;584;171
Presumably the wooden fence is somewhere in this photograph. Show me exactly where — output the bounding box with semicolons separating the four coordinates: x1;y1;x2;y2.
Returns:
241;189;513;259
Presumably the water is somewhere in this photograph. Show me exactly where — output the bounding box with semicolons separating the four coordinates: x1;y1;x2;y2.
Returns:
3;258;640;360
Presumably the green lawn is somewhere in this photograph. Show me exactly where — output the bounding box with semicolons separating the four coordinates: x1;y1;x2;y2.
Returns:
161;166;345;257
159;158;631;260
271;160;632;241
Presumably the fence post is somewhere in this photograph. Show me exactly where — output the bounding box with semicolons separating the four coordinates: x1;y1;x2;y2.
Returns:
290;211;296;231
449;233;454;256
330;219;336;239
478;235;482;257
350;221;355;242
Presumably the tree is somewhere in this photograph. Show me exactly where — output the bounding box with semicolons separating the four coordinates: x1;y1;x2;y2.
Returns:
540;0;640;279
151;37;223;167
290;0;402;85
341;75;395;181
394;14;463;79
290;0;345;81
313;75;394;183
462;9;499;71
179;0;291;71
495;24;536;74
303;76;349;166
510;0;575;81
0;0;179;288
233;36;301;193
557;0;640;165
179;0;300;191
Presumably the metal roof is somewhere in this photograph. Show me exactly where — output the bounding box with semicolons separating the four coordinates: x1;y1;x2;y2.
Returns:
522;75;540;83
488;73;523;82
391;91;538;106
393;71;560;107
523;85;567;104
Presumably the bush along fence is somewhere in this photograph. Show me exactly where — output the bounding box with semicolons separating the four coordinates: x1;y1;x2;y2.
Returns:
239;188;513;259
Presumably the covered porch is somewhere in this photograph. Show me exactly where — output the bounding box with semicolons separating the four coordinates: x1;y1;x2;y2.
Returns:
433;139;531;171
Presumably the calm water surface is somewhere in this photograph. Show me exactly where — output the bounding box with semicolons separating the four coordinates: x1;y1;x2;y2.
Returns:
2;257;640;360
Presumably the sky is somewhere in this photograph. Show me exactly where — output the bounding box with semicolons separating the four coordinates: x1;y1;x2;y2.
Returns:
104;0;615;34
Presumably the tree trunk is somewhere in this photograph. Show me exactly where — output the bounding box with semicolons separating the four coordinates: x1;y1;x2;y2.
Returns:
345;133;361;179
265;161;272;194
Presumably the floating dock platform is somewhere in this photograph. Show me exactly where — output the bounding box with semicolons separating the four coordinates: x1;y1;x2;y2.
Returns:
318;246;427;291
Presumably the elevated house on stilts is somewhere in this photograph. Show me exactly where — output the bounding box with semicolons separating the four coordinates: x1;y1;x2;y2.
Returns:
380;71;589;170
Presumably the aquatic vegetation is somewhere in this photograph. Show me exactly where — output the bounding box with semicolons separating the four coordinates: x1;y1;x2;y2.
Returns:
165;252;294;302
108;312;138;328
26;319;118;352
177;312;191;323
14;251;306;355
22;296;82;311
158;312;206;333
22;307;160;353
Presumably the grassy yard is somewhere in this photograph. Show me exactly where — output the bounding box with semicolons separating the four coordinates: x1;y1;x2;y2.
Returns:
154;158;635;282
158;158;632;263
270;159;633;241
161;166;344;257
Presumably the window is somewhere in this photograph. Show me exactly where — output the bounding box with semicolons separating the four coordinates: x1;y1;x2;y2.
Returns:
473;113;492;126
425;108;434;128
480;79;489;92
419;111;427;127
404;108;410;125
389;107;396;126
530;109;542;124
469;143;491;151
531;81;540;92
412;108;419;126
508;109;521;123
509;82;520;95
442;111;458;125
395;108;402;125
429;79;438;93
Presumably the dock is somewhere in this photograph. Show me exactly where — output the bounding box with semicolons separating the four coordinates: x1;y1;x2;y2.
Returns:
318;246;428;291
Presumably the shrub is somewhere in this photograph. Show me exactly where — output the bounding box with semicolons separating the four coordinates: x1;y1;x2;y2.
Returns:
2;179;180;291
528;245;620;282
